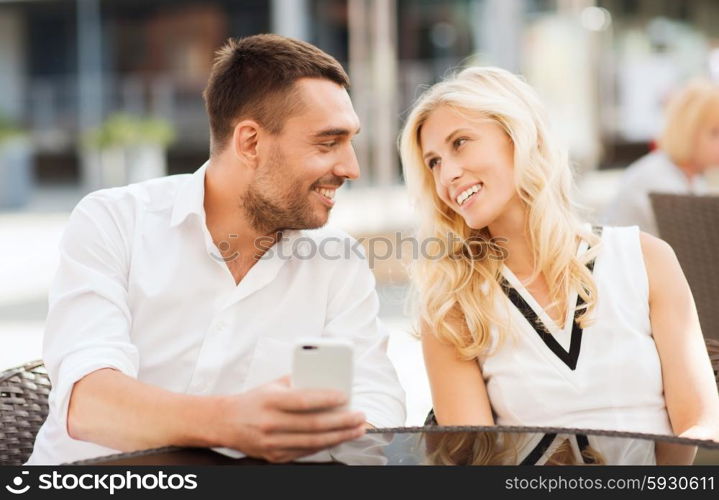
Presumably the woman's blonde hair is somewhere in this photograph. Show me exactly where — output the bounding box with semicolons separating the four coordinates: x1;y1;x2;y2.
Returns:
399;66;600;358
424;430;519;465
659;78;719;167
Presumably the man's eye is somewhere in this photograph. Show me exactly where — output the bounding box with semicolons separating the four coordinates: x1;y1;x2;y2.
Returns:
320;141;337;148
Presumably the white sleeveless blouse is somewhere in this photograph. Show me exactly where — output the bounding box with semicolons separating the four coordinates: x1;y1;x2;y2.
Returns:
478;225;672;463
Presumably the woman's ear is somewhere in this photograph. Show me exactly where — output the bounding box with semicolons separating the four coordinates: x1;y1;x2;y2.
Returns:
231;120;261;167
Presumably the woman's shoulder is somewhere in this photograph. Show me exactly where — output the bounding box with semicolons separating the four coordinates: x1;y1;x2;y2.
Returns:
590;224;647;286
594;225;678;296
583;224;638;251
623;150;676;179
637;230;674;256
592;224;651;247
637;231;680;289
596;225;674;262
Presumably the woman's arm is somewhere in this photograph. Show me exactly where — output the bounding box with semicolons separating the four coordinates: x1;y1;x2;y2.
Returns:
640;232;719;463
421;321;495;426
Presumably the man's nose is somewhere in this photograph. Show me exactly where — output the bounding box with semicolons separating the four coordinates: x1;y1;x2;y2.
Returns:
334;143;360;180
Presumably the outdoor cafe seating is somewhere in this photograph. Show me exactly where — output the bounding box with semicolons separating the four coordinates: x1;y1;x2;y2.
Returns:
1;344;718;466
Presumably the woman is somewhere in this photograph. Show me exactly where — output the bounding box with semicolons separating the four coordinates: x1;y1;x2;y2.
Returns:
399;67;719;465
604;78;719;235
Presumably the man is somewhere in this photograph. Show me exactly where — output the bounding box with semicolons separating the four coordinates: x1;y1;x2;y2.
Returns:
26;34;405;465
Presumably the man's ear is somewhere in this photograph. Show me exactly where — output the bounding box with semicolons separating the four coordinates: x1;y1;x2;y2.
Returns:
231;120;261;167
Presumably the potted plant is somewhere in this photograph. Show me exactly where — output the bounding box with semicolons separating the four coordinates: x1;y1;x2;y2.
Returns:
82;113;175;188
0;115;32;209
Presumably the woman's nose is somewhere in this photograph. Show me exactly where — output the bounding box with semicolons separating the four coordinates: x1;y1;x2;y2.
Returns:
439;158;463;187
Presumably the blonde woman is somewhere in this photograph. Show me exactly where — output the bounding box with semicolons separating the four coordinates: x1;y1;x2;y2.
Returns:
604;78;719;235
399;67;719;465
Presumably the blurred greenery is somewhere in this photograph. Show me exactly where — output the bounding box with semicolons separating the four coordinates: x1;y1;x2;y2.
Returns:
83;113;176;149
0;115;26;144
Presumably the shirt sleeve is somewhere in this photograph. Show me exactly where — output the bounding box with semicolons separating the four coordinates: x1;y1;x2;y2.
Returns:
42;192;140;440
323;236;406;429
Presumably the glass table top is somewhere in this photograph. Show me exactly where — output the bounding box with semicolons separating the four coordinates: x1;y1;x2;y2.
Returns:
70;426;719;466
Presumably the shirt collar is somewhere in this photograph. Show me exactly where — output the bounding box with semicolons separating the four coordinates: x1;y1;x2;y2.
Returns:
170;160;209;228
169;160;305;259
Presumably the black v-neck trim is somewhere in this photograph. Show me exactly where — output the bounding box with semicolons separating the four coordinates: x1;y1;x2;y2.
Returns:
520;433;557;465
576;433;597;464
500;226;603;371
520;433;596;465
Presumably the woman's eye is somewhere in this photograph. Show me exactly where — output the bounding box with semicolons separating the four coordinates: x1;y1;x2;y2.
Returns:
453;137;467;149
428;158;440;169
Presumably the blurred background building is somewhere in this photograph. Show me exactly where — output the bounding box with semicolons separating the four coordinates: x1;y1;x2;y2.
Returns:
2;0;719;191
1;0;719;424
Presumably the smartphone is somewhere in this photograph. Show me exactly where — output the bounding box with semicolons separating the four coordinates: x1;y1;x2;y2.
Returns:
291;337;354;407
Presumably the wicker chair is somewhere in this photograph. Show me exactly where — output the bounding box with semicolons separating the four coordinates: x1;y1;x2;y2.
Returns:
0;360;51;465
709;339;719;388
650;193;719;341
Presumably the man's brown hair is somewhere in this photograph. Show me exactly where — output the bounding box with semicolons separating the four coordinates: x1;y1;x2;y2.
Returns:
203;34;350;154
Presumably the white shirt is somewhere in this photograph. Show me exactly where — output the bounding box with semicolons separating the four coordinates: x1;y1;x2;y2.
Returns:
480;225;672;464
603;150;708;236
26;161;406;465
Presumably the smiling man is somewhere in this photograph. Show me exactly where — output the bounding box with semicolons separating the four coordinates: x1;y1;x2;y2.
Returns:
26;34;405;465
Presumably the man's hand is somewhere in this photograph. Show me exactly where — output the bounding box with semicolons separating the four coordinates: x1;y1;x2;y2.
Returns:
212;376;366;463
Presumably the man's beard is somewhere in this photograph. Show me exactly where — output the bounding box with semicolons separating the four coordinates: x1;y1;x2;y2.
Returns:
241;148;336;234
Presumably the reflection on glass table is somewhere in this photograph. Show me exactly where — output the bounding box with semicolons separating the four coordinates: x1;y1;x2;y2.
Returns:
70;426;719;466
384;428;718;465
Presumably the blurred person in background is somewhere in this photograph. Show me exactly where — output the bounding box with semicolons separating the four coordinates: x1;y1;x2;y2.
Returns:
25;34;405;465
400;67;719;465
604;78;719;235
